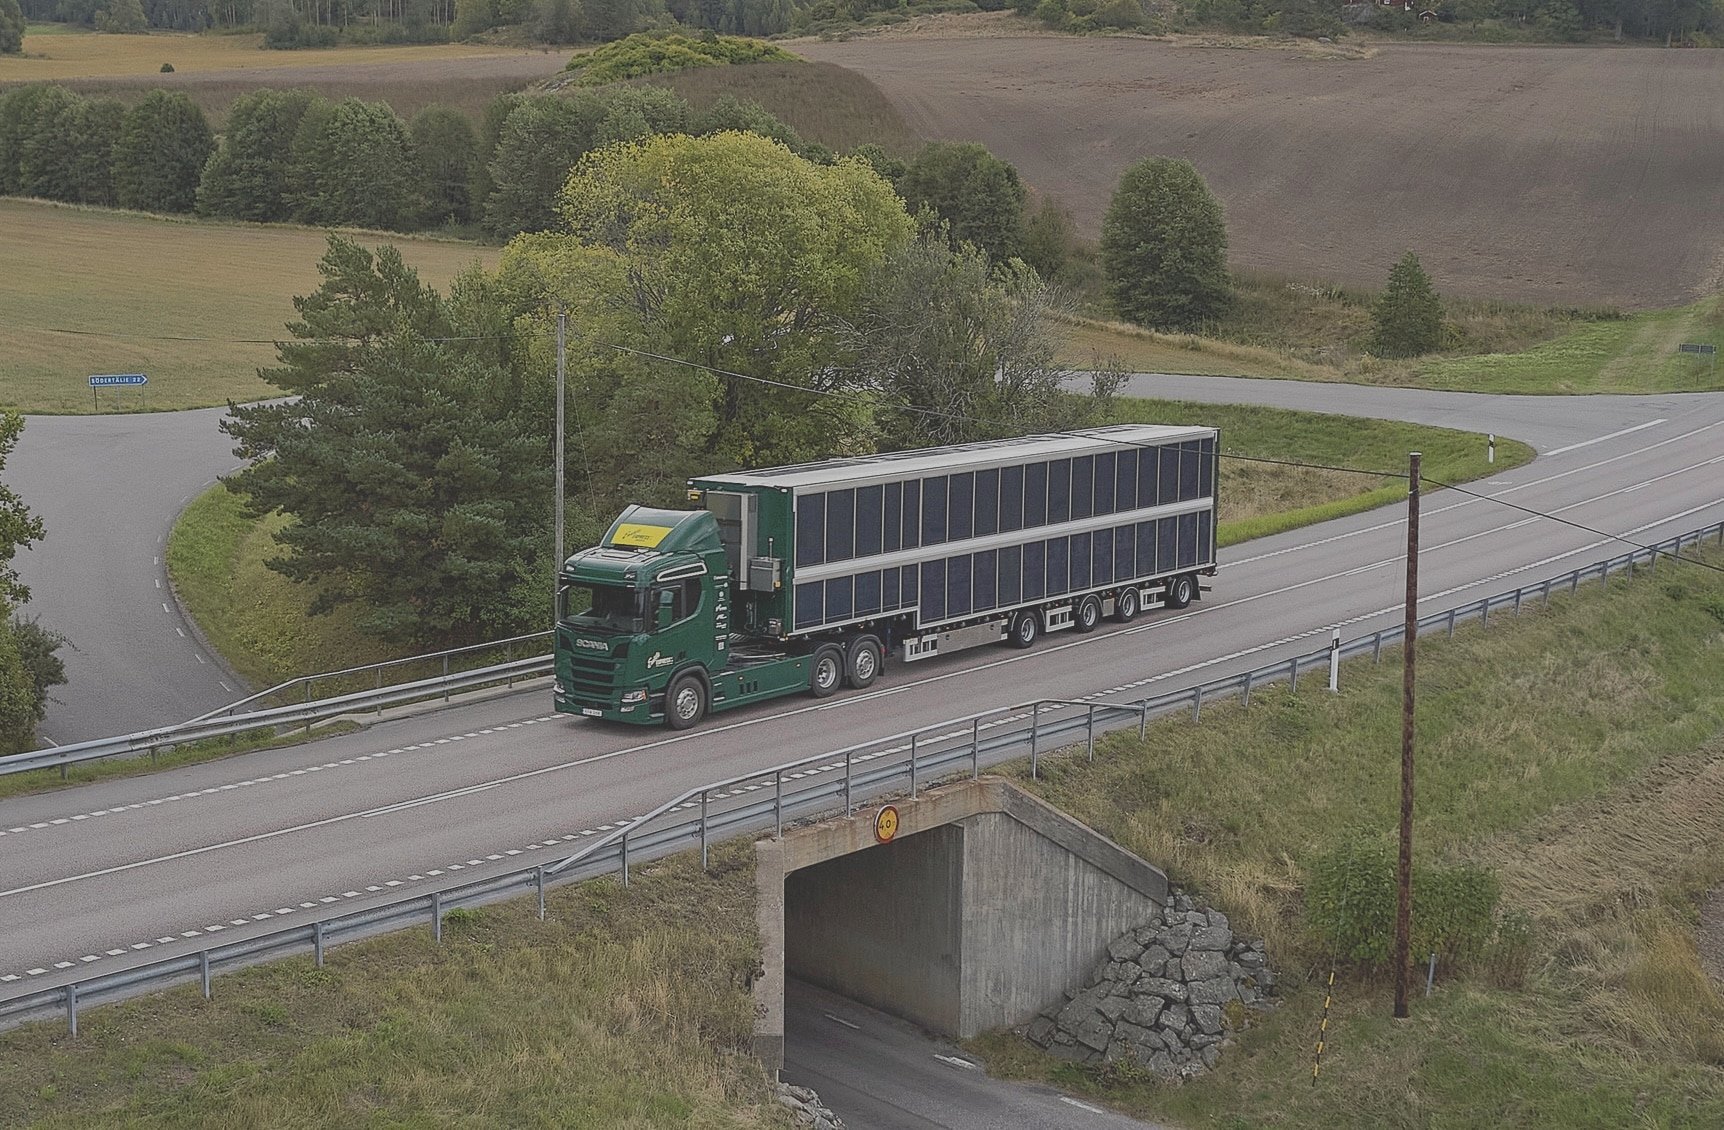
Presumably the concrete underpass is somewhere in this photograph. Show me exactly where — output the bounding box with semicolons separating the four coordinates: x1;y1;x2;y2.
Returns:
755;778;1171;1129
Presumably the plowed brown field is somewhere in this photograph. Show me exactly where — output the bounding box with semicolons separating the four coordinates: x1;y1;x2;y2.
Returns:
798;34;1724;309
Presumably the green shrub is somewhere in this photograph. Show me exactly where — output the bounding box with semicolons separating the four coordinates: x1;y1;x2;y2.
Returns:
1305;829;1506;971
160;62;174;72
563;32;797;86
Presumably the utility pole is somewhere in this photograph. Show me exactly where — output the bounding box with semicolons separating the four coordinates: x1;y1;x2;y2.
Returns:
553;310;567;608
1394;451;1420;1020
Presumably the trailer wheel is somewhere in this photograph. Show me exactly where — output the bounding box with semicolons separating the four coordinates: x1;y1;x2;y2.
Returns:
1112;587;1141;623
664;673;706;730
845;635;882;689
1166;573;1196;609
1074;594;1102;633
1006;610;1039;649
810;645;843;698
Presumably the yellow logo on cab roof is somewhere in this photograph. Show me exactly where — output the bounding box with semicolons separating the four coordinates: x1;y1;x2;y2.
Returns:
611;522;673;549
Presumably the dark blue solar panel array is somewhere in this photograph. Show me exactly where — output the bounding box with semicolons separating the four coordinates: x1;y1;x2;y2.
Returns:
792;438;1216;631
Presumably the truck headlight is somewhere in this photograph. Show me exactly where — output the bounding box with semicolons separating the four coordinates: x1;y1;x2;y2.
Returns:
621;690;647;704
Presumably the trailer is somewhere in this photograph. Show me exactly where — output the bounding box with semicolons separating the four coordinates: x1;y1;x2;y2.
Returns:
555;424;1219;728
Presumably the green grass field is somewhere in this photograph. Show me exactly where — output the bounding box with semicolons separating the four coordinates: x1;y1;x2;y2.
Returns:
0;848;790;1129
0;199;498;414
975;545;1724;1128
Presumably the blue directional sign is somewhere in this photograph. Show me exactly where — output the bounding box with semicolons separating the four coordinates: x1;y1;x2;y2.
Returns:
89;373;149;387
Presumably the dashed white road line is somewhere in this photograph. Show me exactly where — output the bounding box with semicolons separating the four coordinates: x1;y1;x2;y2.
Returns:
1060;1097;1109;1115
1543;418;1666;457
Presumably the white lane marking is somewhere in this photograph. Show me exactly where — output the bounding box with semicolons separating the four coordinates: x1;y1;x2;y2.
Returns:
218;681;232;692
175;627;186;638
194;654;205;664
1544;418;1666;456
935;1054;979;1070
161;603;171;614
1060;1097;1108;1114
824;1012;862;1030
155;578;161;589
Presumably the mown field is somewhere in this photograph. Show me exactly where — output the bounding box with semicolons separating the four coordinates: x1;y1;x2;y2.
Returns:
976;543;1724;1127
798;28;1724;310
0;199;498;413
0;849;789;1129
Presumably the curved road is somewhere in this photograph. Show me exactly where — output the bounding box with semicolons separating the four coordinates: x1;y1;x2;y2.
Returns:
2;383;1721;1127
8;407;246;746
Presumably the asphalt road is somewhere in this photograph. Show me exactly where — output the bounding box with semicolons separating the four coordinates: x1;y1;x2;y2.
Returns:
3;383;1722;1048
7;407;246;745
784;979;1165;1129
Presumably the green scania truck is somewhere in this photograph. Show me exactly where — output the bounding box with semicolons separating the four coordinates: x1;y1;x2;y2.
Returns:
554;424;1219;728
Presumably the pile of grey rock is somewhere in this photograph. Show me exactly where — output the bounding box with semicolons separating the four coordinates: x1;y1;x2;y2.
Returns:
1022;891;1276;1080
774;1082;844;1129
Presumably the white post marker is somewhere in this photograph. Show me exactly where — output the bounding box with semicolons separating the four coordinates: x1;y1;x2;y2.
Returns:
1328;627;1341;693
1488;434;1495;464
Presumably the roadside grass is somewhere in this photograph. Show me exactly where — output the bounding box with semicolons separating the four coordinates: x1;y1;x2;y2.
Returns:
0;29;546;83
970;545;1724;1127
0;848;790;1129
0;199;496;414
642;60;919;154
1106;394;1533;546
166;484;394;689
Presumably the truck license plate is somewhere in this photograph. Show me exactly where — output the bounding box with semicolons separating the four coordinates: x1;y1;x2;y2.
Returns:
581;708;603;717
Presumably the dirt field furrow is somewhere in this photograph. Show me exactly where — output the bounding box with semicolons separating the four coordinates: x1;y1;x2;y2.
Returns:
798;35;1724;308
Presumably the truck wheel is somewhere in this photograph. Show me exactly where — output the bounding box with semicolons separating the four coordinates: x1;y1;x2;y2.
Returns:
1006;610;1039;649
1112;587;1141;623
845;635;882;689
1074;594;1102;633
810;646;843;698
664;673;706;730
1166;574;1196;609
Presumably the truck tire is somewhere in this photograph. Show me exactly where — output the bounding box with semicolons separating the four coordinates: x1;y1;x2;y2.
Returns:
1112;587;1140;623
1166;573;1196;609
664;673;706;730
845;635;883;689
810;645;843;698
1074;594;1102;633
1006;610;1039;649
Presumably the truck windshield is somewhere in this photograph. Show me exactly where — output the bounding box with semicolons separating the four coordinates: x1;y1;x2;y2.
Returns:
565;584;645;634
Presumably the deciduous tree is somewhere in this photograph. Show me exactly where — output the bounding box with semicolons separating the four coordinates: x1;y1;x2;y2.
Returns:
197;88;316;221
113;89;214;213
483;94;605;237
409;105;479;227
897;141;1028;264
0;0;25;53
286;98;415;231
1100;156;1232;331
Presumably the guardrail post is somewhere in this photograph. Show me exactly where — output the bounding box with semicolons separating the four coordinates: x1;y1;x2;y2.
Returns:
304;679;313;733
844;750;853;816
910;732;919;797
376;668;384;715
1513;588;1522;616
1571;570;1580;595
1481;597;1489;629
65;983;77;1037
1543;578;1552;607
1086;706;1096;762
1373;632;1383;665
699;790;709;871
200;950;211;999
536;866;546;921
773;771;783;839
970;718;980;778
1289;656;1298;691
506;640;515;689
314;920;325;967
621;830;630;888
1030;705;1040;780
1193;685;1203;722
432;891;442;942
1139;703;1149;739
60;760;68;780
443;655;451;703
1447;608;1457;637
1243;671;1253;707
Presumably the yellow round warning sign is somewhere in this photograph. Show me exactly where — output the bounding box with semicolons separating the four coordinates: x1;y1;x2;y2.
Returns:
874;805;900;844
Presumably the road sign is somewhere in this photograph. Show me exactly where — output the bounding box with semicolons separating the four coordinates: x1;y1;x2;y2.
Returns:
89;373;149;387
1678;343;1716;355
873;805;900;844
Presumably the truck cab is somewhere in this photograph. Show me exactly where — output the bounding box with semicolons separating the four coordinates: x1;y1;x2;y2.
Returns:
555;506;731;724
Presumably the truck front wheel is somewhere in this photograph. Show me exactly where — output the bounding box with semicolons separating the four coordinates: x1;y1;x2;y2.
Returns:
810;646;843;698
845;635;882;689
665;674;707;730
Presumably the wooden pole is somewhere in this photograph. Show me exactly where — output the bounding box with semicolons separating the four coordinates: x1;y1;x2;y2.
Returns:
1394;452;1420;1020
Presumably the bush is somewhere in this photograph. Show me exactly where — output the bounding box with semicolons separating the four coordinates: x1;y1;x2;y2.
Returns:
1305;829;1505;971
160;62;174;72
1089;0;1144;28
563;32;797;86
1100;155;1232;331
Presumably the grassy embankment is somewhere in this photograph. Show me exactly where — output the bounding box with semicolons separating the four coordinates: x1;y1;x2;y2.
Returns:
971;544;1724;1127
1066;275;1724;396
0;199;497;414
0;848;790;1129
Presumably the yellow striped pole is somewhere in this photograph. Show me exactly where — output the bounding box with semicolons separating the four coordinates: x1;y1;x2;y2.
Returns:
1311;968;1336;1085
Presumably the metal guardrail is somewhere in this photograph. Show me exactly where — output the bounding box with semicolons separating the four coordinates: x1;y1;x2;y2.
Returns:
2;521;1721;1033
0;636;553;780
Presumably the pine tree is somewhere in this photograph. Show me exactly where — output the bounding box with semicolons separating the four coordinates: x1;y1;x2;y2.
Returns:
1369;251;1443;358
1100;156;1232;331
